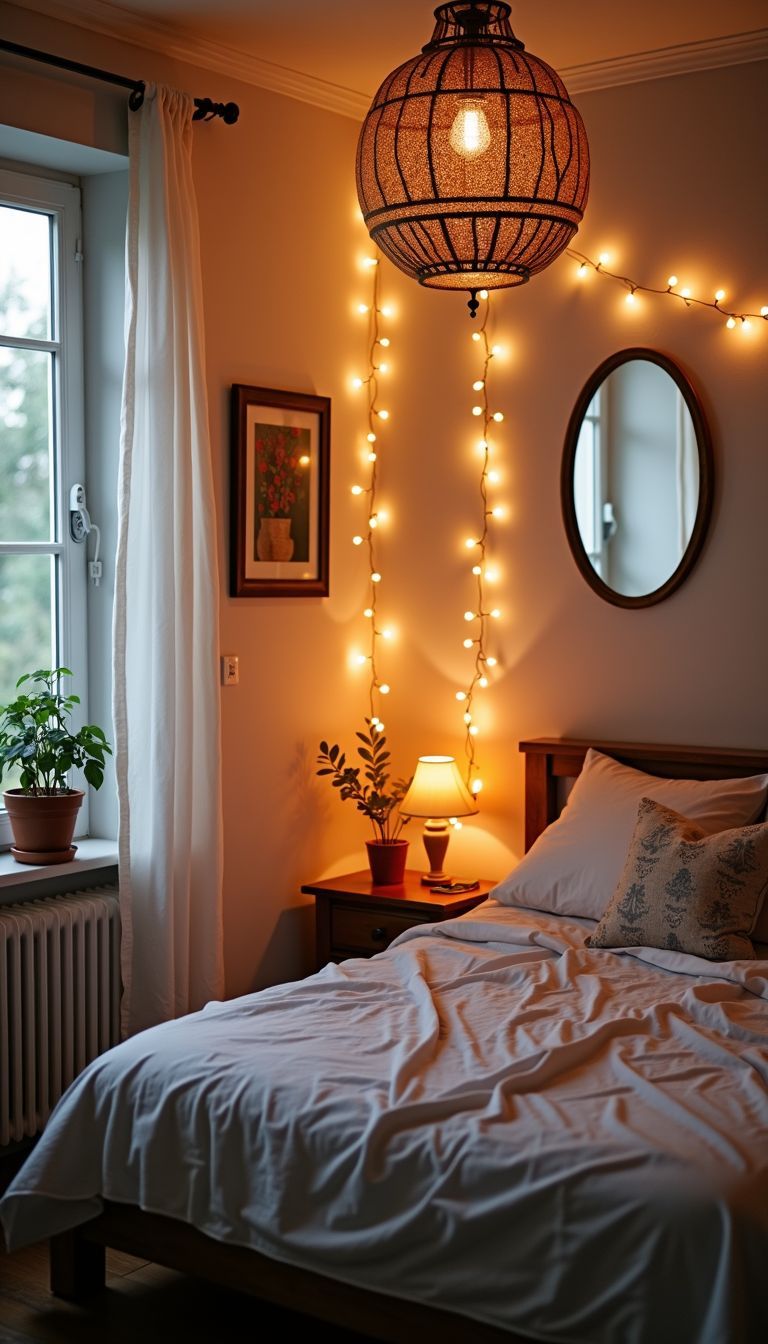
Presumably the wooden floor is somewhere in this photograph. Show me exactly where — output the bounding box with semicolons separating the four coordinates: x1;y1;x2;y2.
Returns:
0;1240;372;1343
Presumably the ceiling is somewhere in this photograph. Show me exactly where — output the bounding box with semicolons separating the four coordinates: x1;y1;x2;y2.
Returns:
11;0;768;114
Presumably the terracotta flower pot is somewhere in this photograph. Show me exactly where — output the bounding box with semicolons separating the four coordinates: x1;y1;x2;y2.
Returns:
366;839;408;886
257;517;294;562
3;788;84;865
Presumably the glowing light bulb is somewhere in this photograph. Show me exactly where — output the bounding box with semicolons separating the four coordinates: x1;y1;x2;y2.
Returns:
577;263;588;278
484;568;499;582
463;712;472;725
625;290;636;306
358;304;369;314
464;610;475;622
491;345;504;357
352;535;363;546
471;565;482;576
487;470;500;483
469;725;479;736
598;252;610;266
463;638;474;649
362;256;378;268
382;628;394;640
715;289;726;302
478;676;489;689
456;691;467;702
351;484;363;495
479;289;489;300
473;380;485;391
452;819;462;830
374;720;385;732
378;409;389;420
379;336;390;347
477;438;488;450
449;99;491;159
472;406;483;417
299;454;310;466
378;508;389;523
742;318;752;331
352;376;364;389
681;287;691;299
667;275;678;288
761;307;768;318
370;715;380;726
356;654;367;665
379;683;390;695
471;331;481;343
369;515;378;529
367;451;377;462
379;362;389;373
490;607;501;618
367;431;377;443
491;506;505;519
726;316;736;329
380;305;393;317
492;411;504;423
471;779;483;795
363;607;374;618
486;656;498;667
371;571;382;583
465;538;477;549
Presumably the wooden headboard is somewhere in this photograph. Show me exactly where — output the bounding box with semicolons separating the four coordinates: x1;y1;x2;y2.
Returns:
520;738;768;852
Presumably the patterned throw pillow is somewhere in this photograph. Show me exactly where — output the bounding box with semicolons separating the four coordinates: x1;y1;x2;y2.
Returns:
586;797;768;961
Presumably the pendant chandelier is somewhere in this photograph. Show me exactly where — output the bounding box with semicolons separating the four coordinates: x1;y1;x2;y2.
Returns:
356;1;590;316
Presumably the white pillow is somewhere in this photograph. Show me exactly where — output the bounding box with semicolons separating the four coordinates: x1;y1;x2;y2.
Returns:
493;749;768;921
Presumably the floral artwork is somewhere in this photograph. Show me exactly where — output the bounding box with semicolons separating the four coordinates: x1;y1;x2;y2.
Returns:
253;423;311;562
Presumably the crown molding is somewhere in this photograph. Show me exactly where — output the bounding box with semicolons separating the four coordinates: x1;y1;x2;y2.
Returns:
5;1;768;120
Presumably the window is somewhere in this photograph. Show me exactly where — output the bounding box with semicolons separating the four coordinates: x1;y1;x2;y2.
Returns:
0;168;88;845
573;385;608;579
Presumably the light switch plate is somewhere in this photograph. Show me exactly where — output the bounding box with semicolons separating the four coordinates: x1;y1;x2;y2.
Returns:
221;654;239;686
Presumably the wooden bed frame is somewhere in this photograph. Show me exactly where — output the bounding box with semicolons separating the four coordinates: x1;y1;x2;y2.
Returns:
49;736;768;1341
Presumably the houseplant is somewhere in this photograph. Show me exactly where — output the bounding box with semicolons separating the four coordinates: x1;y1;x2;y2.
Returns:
317;720;411;885
256;424;309;562
0;667;112;865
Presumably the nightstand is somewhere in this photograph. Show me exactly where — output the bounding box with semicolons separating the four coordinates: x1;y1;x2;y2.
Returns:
302;869;495;970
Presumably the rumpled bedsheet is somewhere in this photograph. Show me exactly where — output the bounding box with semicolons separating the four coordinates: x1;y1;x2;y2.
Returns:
2;902;767;1343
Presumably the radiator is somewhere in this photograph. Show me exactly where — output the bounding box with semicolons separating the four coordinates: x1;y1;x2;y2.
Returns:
0;886;121;1146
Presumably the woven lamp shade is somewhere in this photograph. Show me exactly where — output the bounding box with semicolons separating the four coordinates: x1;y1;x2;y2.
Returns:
356;1;590;305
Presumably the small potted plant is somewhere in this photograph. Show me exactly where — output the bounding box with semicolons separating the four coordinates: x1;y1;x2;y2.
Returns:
317;719;411;885
0;667;112;865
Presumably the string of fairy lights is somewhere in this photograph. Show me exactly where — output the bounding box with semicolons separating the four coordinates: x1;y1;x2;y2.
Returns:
350;254;393;732
455;289;505;797
567;247;768;330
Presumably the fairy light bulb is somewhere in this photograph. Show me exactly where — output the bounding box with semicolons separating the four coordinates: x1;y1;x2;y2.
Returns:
681;287;691;299
371;571;382;583
465;537;477;549
449;99;491;159
742;318;752;331
352;376;364;389
761;307;768;318
379;337;390;347
456;691;467;702
380;305;393;317
362;257;378;268
370;715;380;726
363;607;374;619
667;275;678;288
463;712;472;725
490;607;501;619
358;303;369;314
356;654;367;666
463;638;474;649
379;683;390;695
472;406;483;417
726;316;736;329
487;470;500;483
471;565;482;576
367;451;377;462
367;432;377;443
598;252;610;267
299;454;310;466
471;331;481;343
351;484;363;495
378;362;389;373
491;345;504;357
369;515;378;528
352;535;363;546
485;568;499;582
469;725;479;737
577;263;588;278
464;610;475;622
715;289;726;303
477;438;488;451
492;411;504;423
479;289;489;300
378;409;389;420
486;656;497;667
625;290;636;305
382;628;394;640
471;779;483;795
478;676;489;689
374;721;385;732
473;379;485;391
491;505;505;519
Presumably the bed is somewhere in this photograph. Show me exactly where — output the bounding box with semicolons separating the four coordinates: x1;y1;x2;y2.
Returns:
2;737;768;1344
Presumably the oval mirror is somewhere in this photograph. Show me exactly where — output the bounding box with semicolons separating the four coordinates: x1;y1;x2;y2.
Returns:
561;348;714;608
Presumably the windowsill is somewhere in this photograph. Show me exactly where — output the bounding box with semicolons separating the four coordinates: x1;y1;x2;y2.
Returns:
0;837;118;892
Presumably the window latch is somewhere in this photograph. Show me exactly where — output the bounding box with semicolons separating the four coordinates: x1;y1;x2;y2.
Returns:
69;484;102;585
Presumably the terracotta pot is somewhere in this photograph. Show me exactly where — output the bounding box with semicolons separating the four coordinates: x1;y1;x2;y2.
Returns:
3;789;84;865
366;839;408;886
257;517;294;562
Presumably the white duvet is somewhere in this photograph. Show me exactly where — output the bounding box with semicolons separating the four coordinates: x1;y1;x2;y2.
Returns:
3;902;768;1343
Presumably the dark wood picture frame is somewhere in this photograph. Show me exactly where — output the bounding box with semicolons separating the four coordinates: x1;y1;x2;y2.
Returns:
231;384;330;598
561;348;714;609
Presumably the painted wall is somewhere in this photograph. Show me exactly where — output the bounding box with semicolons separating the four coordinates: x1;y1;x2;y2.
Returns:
1;3;766;998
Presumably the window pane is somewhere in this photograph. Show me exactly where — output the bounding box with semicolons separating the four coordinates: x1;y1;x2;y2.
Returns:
0;553;56;709
0;347;53;541
0;205;52;340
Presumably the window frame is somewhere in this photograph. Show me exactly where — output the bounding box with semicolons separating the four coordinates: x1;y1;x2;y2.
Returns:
0;166;89;847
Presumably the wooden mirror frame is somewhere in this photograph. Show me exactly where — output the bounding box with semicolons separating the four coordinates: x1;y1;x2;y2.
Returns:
561;347;715;609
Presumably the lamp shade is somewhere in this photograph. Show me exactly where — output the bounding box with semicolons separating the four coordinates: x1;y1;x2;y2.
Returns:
356;1;590;311
400;756;479;819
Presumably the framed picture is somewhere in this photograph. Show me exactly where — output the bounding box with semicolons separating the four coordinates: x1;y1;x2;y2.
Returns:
230;384;330;597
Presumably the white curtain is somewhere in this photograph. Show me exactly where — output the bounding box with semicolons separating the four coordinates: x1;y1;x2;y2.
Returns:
113;85;224;1035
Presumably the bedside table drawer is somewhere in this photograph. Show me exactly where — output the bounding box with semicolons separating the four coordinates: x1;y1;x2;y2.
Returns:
331;904;426;954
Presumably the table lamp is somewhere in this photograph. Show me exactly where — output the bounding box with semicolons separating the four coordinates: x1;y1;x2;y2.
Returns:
400;755;479;885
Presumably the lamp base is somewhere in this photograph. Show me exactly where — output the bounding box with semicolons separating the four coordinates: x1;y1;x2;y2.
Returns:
420;822;451;886
421;870;451;886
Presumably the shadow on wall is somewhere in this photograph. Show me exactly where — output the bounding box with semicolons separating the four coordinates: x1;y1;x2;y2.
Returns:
253;901;316;991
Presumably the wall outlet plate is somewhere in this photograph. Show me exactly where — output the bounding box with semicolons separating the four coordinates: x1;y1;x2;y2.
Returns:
221;655;239;686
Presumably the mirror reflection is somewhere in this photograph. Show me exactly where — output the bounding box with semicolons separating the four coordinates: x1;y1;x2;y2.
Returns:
571;357;700;599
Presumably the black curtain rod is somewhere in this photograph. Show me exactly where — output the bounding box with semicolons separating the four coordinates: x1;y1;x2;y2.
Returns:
0;37;239;124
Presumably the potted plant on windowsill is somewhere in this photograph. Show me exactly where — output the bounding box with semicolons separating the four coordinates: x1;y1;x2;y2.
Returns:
317;720;412;885
0;667;112;866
